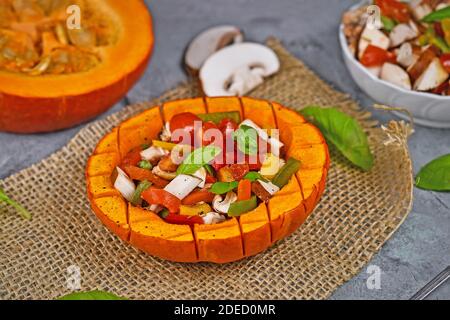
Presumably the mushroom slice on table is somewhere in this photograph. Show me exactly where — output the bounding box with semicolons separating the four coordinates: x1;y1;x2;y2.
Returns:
414;58;449;91
380;62;412;90
184;25;244;74
199;42;280;96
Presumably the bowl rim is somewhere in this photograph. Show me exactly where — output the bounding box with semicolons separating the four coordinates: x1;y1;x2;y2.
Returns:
338;1;450;101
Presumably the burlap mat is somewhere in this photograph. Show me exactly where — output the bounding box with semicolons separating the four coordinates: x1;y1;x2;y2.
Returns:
0;38;413;300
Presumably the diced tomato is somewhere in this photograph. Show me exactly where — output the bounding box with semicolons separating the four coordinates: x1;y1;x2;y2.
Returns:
432;79;450;94
218;118;238;132
229;164;249;181
141;188;181;213
201;121;220;146
121;148;142;167
164;213;204;226
237;179;252;201
205;173;217;184
440;53;450;73
375;0;410;23
181;189;215;205
360;45;397;67
170;112;201;144
123;165;169;188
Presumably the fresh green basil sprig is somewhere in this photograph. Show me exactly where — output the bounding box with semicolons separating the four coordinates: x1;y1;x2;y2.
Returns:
416;154;450;192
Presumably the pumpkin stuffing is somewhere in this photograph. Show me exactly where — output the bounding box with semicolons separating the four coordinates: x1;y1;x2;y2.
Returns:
86;97;330;263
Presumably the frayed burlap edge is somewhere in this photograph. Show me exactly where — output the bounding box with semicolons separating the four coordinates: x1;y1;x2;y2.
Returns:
0;38;413;300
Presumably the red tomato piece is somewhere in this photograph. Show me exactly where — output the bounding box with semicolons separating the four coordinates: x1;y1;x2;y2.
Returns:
440;53;450;73
164;213;204;226
170;112;202;144
375;0;410;23
121;148;142;167
141;188;181;213
360;45;396;67
229;163;250;181
237;179;252;201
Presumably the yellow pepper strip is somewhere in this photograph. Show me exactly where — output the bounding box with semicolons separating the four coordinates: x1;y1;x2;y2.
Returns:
152;140;178;150
180;203;212;216
442;18;450;47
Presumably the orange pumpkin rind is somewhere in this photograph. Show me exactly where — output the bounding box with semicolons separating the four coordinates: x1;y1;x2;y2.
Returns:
86;96;330;263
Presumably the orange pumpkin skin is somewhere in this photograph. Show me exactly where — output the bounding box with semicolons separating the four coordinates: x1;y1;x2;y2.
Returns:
86;97;330;263
0;0;154;133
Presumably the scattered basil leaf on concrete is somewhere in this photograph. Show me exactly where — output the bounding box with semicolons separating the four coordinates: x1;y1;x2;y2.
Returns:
301;106;374;171
177;146;221;175
0;187;31;220
234;124;258;155
416;154;450;191
58;290;126;300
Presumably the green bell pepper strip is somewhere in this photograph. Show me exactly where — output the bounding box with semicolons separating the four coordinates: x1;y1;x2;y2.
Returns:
130;180;152;206
138;160;152;170
271;157;301;189
227;196;258;216
381;15;396;32
198;111;241;124
422;6;450;23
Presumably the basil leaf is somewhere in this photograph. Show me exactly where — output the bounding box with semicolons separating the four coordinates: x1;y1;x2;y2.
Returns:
177;146;221;175
301;106;374;171
58;290;126;300
415;154;450;191
204;164;215;176
0;187;31;220
422;6;450;23
210;181;239;194
243;172;267;182
234;125;258;155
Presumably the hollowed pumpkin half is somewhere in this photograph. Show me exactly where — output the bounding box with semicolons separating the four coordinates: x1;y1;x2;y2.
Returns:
0;0;153;133
86;96;330;263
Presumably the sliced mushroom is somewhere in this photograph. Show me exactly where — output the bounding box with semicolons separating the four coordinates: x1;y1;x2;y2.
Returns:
202;212;226;225
159;122;171;142
380;62;412;90
414;57;449;91
367;66;382;77
358;26;390;59
257;179;280;196
240;119;284;153
152;165;177;181
389;22;418;48
113;167;135;202
396;42;420;68
185;25;243;74
164;174;202;200
140;146;168;162
212;192;237;214
200;42;280;96
193;167;207;188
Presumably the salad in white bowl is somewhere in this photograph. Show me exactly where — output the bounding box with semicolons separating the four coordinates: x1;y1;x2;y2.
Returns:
340;0;450;128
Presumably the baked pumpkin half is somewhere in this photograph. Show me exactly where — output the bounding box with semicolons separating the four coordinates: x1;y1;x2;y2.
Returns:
0;0;153;133
86;97;330;263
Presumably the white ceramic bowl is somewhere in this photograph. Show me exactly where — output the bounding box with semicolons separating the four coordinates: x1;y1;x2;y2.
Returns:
339;2;450;128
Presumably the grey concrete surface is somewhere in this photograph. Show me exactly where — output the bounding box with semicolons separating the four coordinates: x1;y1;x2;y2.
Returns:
0;0;449;299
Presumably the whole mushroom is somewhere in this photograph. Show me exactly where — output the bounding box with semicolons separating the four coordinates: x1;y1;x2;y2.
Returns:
199;42;280;96
184;25;244;75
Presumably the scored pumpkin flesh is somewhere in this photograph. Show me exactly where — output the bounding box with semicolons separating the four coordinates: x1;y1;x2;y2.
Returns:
0;0;117;75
